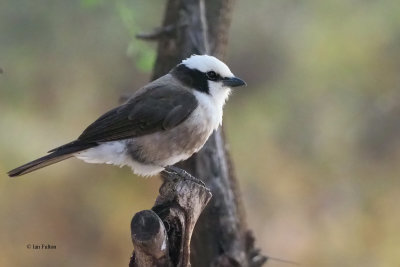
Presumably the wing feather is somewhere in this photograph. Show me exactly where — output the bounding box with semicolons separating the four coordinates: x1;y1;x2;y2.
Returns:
77;84;198;143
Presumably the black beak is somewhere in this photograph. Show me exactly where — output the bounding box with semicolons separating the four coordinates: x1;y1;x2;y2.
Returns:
223;76;247;87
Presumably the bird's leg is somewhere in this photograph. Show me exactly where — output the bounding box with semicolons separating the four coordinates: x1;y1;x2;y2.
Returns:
161;166;206;187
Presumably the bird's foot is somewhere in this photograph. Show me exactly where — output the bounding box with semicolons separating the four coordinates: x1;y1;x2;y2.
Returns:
161;166;206;187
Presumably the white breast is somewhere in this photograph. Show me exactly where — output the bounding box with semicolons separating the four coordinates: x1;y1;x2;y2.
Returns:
193;84;231;130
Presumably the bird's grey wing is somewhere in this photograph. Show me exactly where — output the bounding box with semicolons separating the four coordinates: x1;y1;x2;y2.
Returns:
77;85;198;143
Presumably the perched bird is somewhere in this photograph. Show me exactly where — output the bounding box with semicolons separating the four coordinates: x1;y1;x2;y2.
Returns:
8;55;246;177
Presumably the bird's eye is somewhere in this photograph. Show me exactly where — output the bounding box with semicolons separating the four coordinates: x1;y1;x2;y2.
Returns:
206;71;218;81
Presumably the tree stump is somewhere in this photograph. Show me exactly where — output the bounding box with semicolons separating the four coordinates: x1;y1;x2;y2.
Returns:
129;167;212;267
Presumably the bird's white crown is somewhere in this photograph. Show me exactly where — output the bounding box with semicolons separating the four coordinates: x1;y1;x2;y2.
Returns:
182;55;234;78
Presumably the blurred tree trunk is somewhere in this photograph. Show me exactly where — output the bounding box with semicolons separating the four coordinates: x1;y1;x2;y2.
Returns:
145;0;266;266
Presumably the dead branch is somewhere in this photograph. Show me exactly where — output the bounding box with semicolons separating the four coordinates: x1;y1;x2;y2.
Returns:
129;167;212;267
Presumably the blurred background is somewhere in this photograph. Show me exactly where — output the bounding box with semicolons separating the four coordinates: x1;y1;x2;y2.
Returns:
1;0;400;266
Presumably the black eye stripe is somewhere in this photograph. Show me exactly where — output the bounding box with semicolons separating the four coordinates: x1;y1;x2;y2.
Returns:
171;64;210;94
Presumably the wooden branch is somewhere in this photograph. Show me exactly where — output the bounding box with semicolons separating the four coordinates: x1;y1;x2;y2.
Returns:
129;167;212;267
136;24;177;41
151;0;209;81
130;210;170;267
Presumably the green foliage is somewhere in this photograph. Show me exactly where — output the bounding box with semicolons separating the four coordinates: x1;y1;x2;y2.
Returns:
115;0;156;72
127;42;156;72
78;0;157;72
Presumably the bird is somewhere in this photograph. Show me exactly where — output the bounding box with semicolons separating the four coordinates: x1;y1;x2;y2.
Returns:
8;55;246;177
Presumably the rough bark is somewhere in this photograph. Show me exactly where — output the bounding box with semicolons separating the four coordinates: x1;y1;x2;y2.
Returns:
130;168;212;267
130;210;171;267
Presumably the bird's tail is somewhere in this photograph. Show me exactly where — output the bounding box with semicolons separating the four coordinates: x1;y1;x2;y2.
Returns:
8;141;96;177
